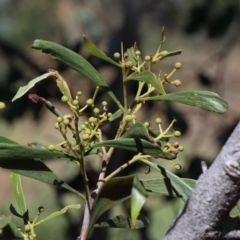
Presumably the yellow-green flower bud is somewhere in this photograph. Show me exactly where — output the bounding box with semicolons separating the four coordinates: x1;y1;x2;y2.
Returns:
77;91;82;96
135;50;141;56
144;122;150;128
24;225;31;232
125;115;133;122
114;52;121;59
63;119;70;125
174;131;181;137
165;143;171;148
86;98;93;106
85;129;91;135
102;101;107;106
61;95;69;103
175;62;182;69
178;146;184;152
161;51;168;57
54;122;60;129
125;61;134;68
61;143;68;148
89;117;95;123
107;112;112;117
93;108;100;115
82;133;90;141
155;118;162;124
48;145;55;151
145;55;151;61
72;100;79;106
0;102;5;109
174;164;181;171
172;79;181;87
57;117;63;123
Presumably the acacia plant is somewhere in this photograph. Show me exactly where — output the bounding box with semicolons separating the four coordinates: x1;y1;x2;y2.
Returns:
0;28;228;240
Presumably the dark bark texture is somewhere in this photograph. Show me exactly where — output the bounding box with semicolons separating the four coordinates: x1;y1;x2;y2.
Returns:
164;122;240;240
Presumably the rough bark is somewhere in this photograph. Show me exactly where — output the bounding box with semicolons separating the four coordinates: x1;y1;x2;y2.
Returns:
164;122;240;240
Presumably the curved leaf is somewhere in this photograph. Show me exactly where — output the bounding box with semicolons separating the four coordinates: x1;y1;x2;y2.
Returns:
126;47;137;67
131;176;148;228
140;159;192;201
142;91;228;113
92;138;176;160
126;70;165;95
12;72;53;102
83;36;121;67
87;175;135;237
0;215;12;229
141;178;195;199
10;173;27;216
121;123;150;141
32;40;122;109
94;215;149;229
0;137;84;199
34;204;80;226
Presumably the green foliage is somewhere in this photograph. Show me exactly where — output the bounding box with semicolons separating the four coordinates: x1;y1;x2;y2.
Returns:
0;28;230;239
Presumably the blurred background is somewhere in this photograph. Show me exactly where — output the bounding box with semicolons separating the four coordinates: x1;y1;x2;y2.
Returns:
0;0;240;239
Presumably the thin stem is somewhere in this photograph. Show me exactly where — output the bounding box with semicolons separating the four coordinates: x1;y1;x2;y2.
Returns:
104;154;151;182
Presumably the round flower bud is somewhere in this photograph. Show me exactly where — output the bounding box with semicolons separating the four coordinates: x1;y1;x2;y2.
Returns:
48;145;55;151
164;143;171;148
24;225;31;232
125;115;133;122
173;142;179;148
144;122;150;128
172;79;181;87
161;51;168;57
174;164;181;171
77;91;82;96
178;146;184;152
82;133;90;141
145;55;151;61
61;143;68;148
102;101;107;106
80;124;86;129
114;52;121;59
63;119;70;125
126;61;134;68
174;131;181;137
175;62;182;69
72;100;79;106
86;98;93;106
155;118;162;124
0;102;5;109
54;122;60;129
89;117;95;123
85;129;91;135
57;117;63;123
93;108;100;115
61;95;69;103
135;50;141;56
107;112;112;117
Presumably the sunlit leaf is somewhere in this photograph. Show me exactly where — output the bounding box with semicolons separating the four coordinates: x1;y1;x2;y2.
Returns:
92;138;176;160
94;214;149;229
142;91;228;113
83;36;121;67
140;159;192;201
126;70;166;95
131;176;148;228
34;204;80;226
32;40;121;109
10;173;27;216
0;215;12;229
12;72;53;102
